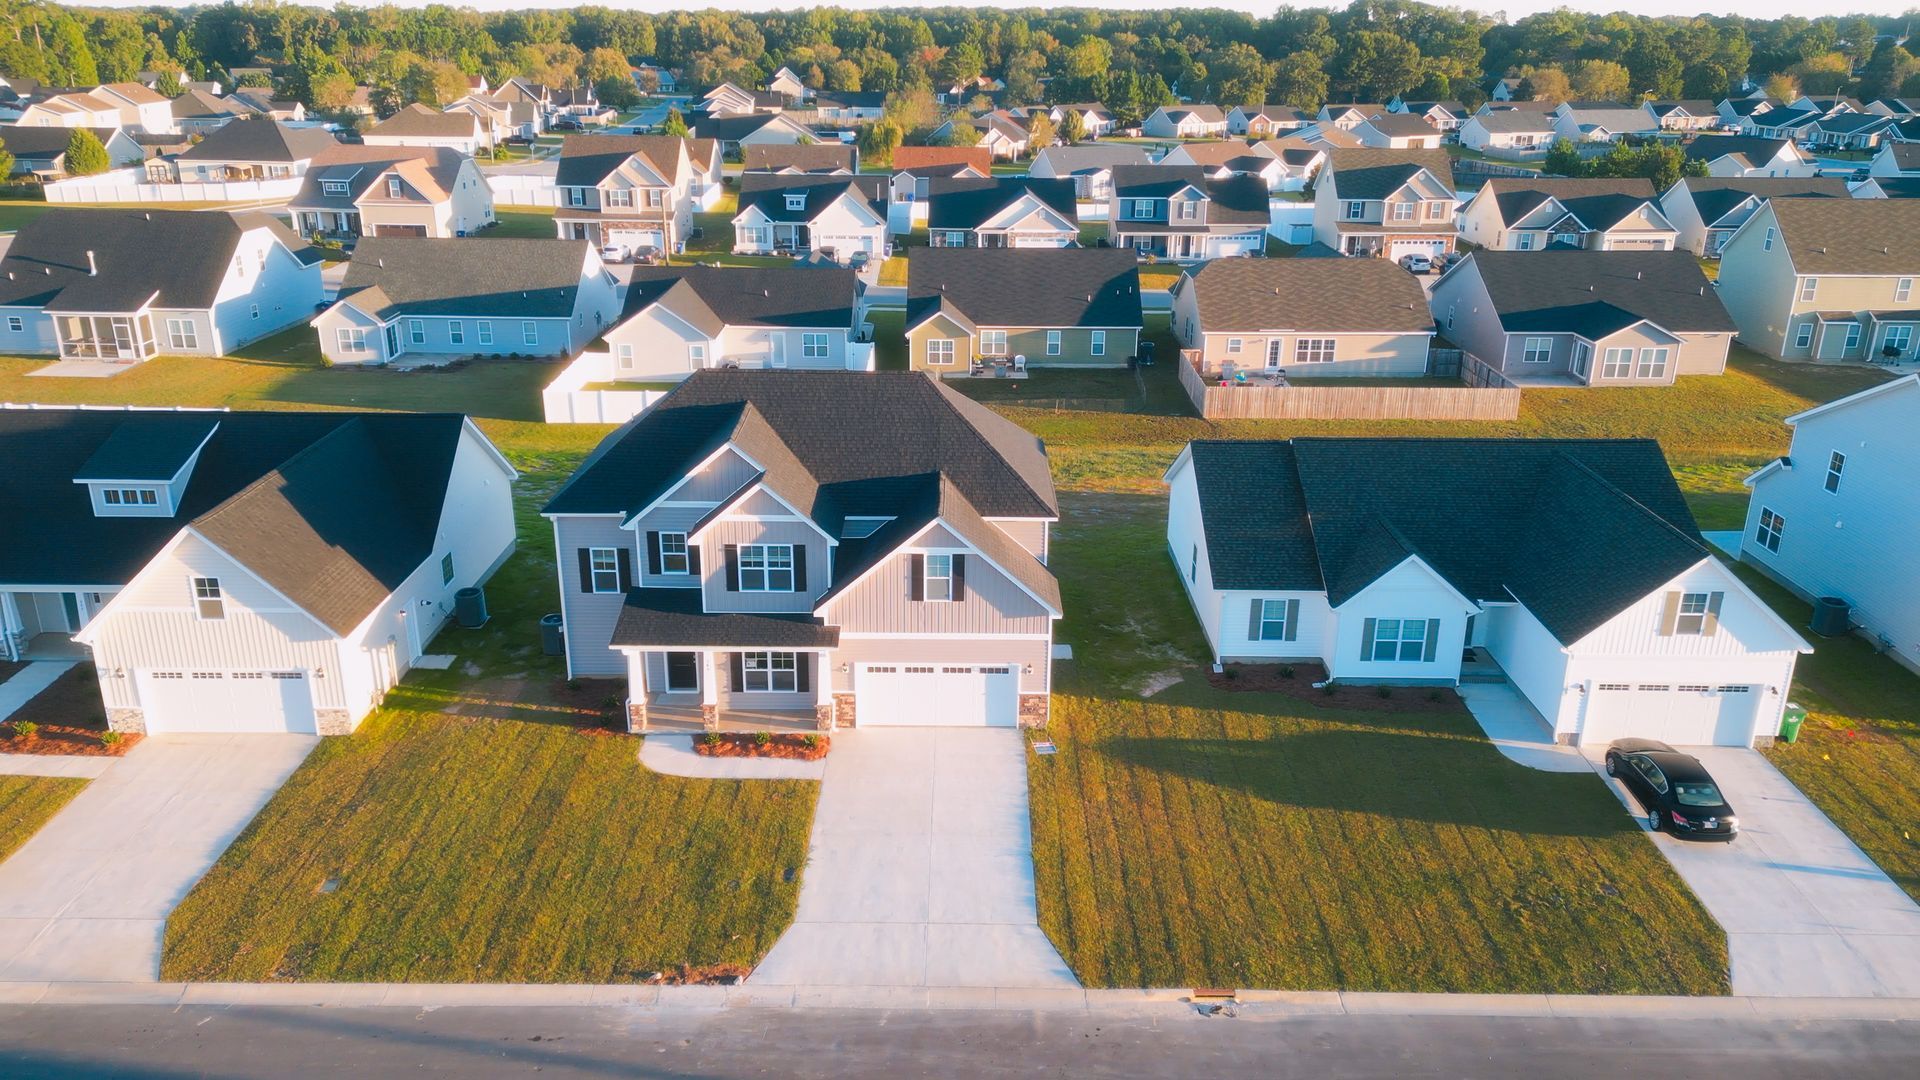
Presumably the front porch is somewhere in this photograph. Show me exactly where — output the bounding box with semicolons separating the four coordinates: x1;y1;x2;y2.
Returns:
642;702;821;734
613;589;842;734
1;591;99;663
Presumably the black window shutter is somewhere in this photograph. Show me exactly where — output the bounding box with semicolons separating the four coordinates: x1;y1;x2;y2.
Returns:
646;531;662;574
1360;617;1377;660
910;553;925;601
724;544;740;591
616;548;633;592
576;548;592;592
688;545;702;575
1248;599;1264;640
729;652;745;689
1284;599;1300;642
796;653;811;693
793;546;808;591
952;554;966;601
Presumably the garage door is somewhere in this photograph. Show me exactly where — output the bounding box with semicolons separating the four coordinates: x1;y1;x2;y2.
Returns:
370;224;427;238
856;663;1017;727
608;227;664;249
1580;682;1760;747
137;669;318;735
1607;239;1669;250
1388;238;1447;260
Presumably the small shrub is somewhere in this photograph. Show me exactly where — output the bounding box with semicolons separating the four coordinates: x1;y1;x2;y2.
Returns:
1427;689;1444;703
566;678;583;691
1280;665;1295;679
1222;666;1239;680
753;731;772;747
99;730;123;747
600;694;622;713
802;734;820;749
701;732;721;747
10;721;38;740
1319;682;1337;696
1375;686;1393;700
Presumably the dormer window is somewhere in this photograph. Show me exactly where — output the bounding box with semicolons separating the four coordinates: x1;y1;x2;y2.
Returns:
386;177;403;198
785;193;806;211
103;488;158;507
321;180;348;195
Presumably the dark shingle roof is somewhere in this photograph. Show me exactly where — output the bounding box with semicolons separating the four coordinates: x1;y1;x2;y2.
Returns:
1177;257;1433;335
1326;148;1455;198
1357;112;1437;138
1683;134;1794;165
611;587;840;648
333;238;592;320
735;172;886;223
1109;166;1271;224
176;115;337;163
1185;437;1710;643
925;176;1077;231
1467;249;1735;337
0;410;472;636
1483;177;1659;230
1677;177;1850;225
1767;198;1920;274
1469;109;1557;133
0;209;315;312
741;142;854;172
288;144;467;210
553;134;688;187
367;102;478;139
0;126;121;159
905;248;1142;332
694;112;803;142
75;414;220;482
620;264;860;330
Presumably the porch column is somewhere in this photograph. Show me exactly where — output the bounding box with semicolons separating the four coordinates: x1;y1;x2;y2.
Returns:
813;650;834;732
626;650;649;734
0;594;20;662
700;650;720;731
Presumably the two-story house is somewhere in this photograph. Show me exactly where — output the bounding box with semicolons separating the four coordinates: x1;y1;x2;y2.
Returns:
0;408;517;736
1171;257;1434;378
1167;437;1809;747
1027;145;1153;201
1106;165;1270;261
925;177;1079;248
312;238;619;365
1657;176;1852;257
905;247;1142;374
0;209;322;363
170;88;249;135
928;112;1029;160
1156;141;1289;190
553;134;697;253
1715;198;1920;362
887;146;992;231
1311;148;1456;261
732;173;889;261
594;263;870;380
541;370;1062;731
1741;375;1920;676
1456;178;1678;251
288;144;494;242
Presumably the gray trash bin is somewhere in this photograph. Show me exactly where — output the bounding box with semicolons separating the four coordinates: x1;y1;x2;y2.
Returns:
540;613;565;655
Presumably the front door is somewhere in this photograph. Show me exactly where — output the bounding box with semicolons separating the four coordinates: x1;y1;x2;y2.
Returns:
1571;342;1591;381
1266;340;1283;372
665;652;700;693
61;593;82;633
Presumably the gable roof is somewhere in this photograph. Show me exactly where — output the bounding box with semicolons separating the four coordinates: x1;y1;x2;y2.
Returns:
1325;148;1455;197
0;126;124;159
1882;142;1920;171
1356;112;1437;138
368;102;478;139
889;145;993;174
1468;108;1558;133
332;237;593;321
1648;99;1716;117
735;172;885;224
906;248;1142;333
554;133;687;187
1683;134;1797;166
170;87;243;121
741;142;854;172
289;144;467;210
925;176;1076;231
693;111;810;142
620;263;860;332
1749;105;1819;129
175;115;337;163
0;208;315;312
0;408;479;637
1465;249;1735;338
1158;103;1227;124
1482;177;1660;231
1109;165;1271;223
1030;144;1153;176
1182;437;1710;644
1765;197;1920;274
1177;257;1433;335
1166;140;1277;170
1675;177;1850;224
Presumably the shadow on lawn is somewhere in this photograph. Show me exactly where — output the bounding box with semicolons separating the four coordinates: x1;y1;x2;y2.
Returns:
1094;727;1634;838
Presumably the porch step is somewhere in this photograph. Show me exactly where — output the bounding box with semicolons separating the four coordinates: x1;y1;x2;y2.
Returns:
1459;671;1508;685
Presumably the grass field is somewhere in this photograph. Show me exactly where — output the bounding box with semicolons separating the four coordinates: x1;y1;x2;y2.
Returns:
1027;493;1730;994
0;202;51;232
482;207;559;240
0;776;88;864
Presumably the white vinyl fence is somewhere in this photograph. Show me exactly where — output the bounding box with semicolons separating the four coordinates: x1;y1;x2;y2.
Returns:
42;169;303;205
543;350;673;424
1269;201;1315;242
487;173;565;207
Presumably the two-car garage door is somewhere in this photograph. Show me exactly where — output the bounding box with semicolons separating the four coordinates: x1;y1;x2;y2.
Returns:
136;669;318;734
1580;682;1762;747
856;663;1017;727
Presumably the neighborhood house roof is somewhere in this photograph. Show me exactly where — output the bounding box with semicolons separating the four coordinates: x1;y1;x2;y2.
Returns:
1031;145;1153;175
1182;437;1711;644
170;88;243;121
1176;257;1434;335
741;143;854;172
890;145;992;174
1161;104;1227;124
554;134;687;187
925;176;1076;231
289;145;466;210
1683;134;1795;166
1167;141;1276;170
1678;177;1850;225
0;409;474;636
175;115;337;163
1482;177;1660;231
694;112;805;142
0;208;316;313
0;126;121;160
1325;148;1455;198
1466;249;1736;338
620;264;860;332
1763;198;1920;275
367;102;478;139
1469;109;1556;133
906;247;1142;333
1356;112;1436;138
736;173;886;223
611;587;841;648
332;237;592;321
1109;165;1271;224
75;413;220;482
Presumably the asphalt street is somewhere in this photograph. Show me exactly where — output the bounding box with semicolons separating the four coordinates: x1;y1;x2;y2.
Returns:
2;1005;1918;1078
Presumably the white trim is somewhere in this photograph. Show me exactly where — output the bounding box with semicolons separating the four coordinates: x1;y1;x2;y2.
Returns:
74;527;337;646
814;516;1061;617
835;632;1054;640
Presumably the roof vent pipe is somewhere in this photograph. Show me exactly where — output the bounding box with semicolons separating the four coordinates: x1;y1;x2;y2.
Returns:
85;250;96;276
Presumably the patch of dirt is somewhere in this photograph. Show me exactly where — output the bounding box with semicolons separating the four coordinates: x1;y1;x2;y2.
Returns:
1137;670;1184;698
696;733;829;760
645;963;751;985
1206;662;1466;714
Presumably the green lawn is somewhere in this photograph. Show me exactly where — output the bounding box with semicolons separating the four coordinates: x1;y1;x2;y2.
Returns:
868;309;906;371
1028;493;1730;994
0;201;51;232
483;207;559;240
0;776;88;864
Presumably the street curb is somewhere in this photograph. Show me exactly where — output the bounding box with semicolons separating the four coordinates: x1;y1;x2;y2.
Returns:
3;981;1920;1019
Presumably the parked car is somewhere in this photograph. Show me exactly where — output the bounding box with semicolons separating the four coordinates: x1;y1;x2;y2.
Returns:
552;119;583;132
599;242;631;263
632;245;663;266
1399;253;1434;274
1604;739;1739;842
848;250;871;270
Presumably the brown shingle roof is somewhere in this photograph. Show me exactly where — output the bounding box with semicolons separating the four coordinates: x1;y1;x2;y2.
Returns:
1178;257;1435;334
1768;197;1920;275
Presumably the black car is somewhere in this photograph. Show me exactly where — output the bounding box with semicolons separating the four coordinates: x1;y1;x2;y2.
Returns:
1604;739;1738;842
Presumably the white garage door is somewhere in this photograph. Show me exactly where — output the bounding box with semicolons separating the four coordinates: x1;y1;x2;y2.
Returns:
1580;682;1760;747
1606;239;1669;250
607;227;664;249
856;663;1017;727
1388;238;1447;260
137;669;318;735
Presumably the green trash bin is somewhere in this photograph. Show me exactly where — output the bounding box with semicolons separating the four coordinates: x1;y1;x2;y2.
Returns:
1780;703;1807;743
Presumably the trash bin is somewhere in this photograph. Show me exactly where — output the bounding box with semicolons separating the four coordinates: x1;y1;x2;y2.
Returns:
1780;702;1807;743
539;613;565;656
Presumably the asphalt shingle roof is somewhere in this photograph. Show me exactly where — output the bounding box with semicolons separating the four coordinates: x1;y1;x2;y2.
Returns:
1683;134;1794;166
176;115;337;163
905;248;1142;332
1467;249;1735;338
367;102;478;139
1325;148;1455;198
1765;198;1920;274
1109;166;1271;224
620;264;860;330
735;173;886;223
741;142;854;172
1677;177;1850;225
924;176;1077;231
334;237;593;321
611;587;841;648
1483;177;1659;230
0;209;315;312
553;134;688;187
1177;257;1433;334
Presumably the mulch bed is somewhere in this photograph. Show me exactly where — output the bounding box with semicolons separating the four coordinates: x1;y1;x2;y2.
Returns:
1;725;141;757
645;963;752;985
1206;662;1465;714
695;733;830;760
0;663;137;755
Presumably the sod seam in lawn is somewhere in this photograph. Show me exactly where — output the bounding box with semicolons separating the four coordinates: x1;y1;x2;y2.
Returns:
0;776;89;864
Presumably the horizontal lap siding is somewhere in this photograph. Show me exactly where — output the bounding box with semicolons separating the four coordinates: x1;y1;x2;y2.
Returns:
675;449;760;501
554;515;632;677
986;519;1049;562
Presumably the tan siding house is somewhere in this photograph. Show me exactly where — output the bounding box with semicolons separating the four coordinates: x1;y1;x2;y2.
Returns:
1714;198;1920;362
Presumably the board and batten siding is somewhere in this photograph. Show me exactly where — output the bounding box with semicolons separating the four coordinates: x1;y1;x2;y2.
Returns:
552;514;634;677
700;517;828;614
88;532;348;711
819;543;1052;637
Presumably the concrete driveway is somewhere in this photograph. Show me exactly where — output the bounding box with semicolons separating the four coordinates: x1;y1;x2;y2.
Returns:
750;728;1076;989
0;734;316;982
1594;746;1920;997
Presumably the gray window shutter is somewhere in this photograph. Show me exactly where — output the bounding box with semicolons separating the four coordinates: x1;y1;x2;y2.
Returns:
1248;599;1264;641
1658;591;1681;636
576;548;593;592
724;545;740;591
688;545;702;575
952;554;966;601
1284;599;1300;642
646;531;662;575
615;548;632;592
1704;592;1725;636
1423;619;1441;662
910;553;925;601
796;653;810;693
793;546;808;591
1360;617;1377;660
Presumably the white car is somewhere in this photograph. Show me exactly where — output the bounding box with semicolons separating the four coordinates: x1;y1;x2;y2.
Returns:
599;242;631;264
1398;253;1433;274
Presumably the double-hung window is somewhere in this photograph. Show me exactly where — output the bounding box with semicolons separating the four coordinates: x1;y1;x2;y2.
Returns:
1045;330;1062;356
801;332;829;359
1176;200;1196;221
1889;325;1915;353
980;330;1008;356
1599;347;1634;379
1899;278;1914;304
477;320;493;345
1425;200;1447;221
1799;277;1818;302
1636;348;1670;379
5;316;21;332
923;554;954;601
1825;451;1845;493
1131;199;1154;220
1256;599;1290;641
616;343;635;370
927;339;955;366
1091;330;1106;356
1516;232;1535;250
1761;227;1774;251
1794;321;1814;350
1756;507;1785;552
739;544;794;592
1344;200;1365;220
386;177;403;199
1522;337;1553;364
1674;592;1711;635
605;189;632;208
192;577;225;620
689;343;706;367
587;548;621;593
567;187;586;207
740;652;798;692
1842;322;1861;352
645;188;664;208
1294;338;1335;364
336;327;367;354
1369;618;1428;662
659;532;690;574
449;321;465;346
408;319;426;345
522;321;537;346
1391;201;1414;222
1226;338;1243;354
165;318;198;351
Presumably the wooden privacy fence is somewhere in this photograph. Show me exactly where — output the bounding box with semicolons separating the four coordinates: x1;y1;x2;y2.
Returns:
1179;352;1522;421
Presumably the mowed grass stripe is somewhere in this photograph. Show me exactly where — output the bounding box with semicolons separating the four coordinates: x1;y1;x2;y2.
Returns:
0;776;88;865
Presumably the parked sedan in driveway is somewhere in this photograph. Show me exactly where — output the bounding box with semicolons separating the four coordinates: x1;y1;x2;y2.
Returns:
1605;739;1739;842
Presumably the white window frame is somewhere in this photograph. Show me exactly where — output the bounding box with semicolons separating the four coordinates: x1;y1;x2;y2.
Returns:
1794;322;1814;350
1636;347;1670;380
567;187;586;207
979;329;1008;356
164;318;198;351
1600;347;1634;379
1425;200;1447;221
192;576;225;620
1761;226;1774;251
1344;200;1365;220
1226;338;1242;354
335;326;368;354
588;548;621;593
521;321;537;346
1886;325;1914;353
1674;592;1711;636
801;332;829;359
1799;277;1817;302
923;553;954;602
477;320;493;345
785;193;807;211
1294;338;1335;364
386;176;403;199
1756;507;1785;552
1131;199;1154;219
740;651;798;693
738;544;795;592
1516;232;1535;250
659;532;690;575
1257;598;1289;641
1521;336;1552;364
1046;330;1062;356
926;339;955;366
1369;617;1429;662
604;188;632;208
1391;201;1414;222
1842;322;1861;352
5;316;21;332
1176;199;1197;221
449;320;465;346
1898;278;1914;304
1825;451;1845;493
1091;330;1105;356
249;303;260;320
689;343;706;367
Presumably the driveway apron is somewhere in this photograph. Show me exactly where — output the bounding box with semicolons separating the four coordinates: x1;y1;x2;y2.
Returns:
750;728;1077;989
0;734;317;982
